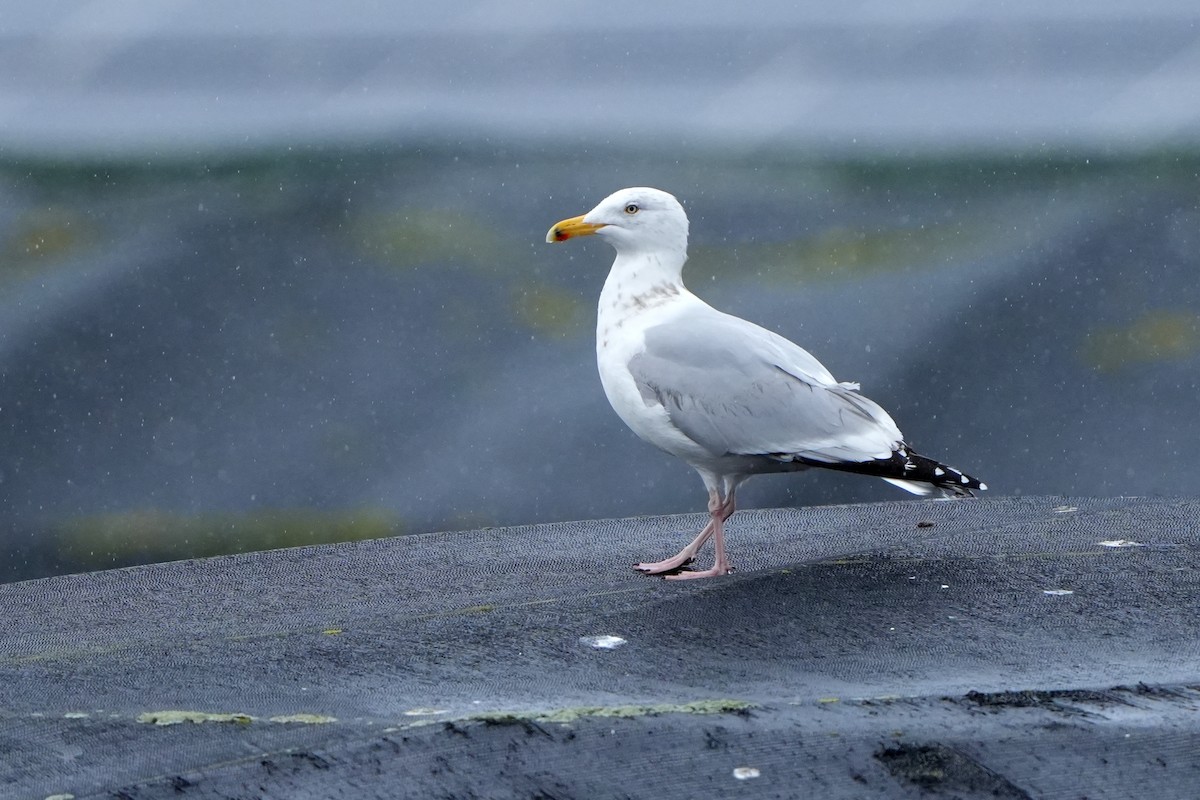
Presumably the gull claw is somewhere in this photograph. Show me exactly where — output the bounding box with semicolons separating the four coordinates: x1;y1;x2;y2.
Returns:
633;556;695;576
663;564;735;581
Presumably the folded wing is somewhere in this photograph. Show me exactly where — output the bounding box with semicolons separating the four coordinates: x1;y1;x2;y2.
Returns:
627;307;904;464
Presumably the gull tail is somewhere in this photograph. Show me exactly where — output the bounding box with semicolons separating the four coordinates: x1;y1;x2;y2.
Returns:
800;446;987;498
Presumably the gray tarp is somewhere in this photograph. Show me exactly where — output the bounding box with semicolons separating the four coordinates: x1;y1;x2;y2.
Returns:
3;495;1199;798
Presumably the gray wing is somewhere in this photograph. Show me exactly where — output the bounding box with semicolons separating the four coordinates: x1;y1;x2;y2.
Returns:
627;307;903;463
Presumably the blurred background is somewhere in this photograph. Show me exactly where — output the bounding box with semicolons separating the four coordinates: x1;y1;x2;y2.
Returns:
2;0;1198;582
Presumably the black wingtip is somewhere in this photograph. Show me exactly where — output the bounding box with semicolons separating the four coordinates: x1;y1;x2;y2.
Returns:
798;445;986;496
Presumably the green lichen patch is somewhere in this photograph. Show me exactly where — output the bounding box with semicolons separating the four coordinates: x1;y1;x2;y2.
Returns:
472;699;755;725
268;714;338;724
138;710;254;726
138;710;337;726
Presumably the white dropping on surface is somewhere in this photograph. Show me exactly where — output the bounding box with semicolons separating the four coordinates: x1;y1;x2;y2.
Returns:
1098;539;1143;548
1043;589;1075;596
733;767;761;780
579;634;628;649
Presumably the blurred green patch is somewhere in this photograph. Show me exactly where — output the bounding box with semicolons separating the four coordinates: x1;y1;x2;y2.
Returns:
56;508;402;567
351;206;587;337
689;221;988;285
0;207;98;284
1082;310;1200;372
512;283;586;336
352;208;517;271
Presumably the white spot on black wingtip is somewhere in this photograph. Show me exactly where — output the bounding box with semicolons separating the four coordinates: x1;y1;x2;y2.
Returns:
934;467;945;477
979;482;988;490
960;475;970;484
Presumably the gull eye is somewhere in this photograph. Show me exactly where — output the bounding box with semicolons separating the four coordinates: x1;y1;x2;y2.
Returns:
624;203;640;215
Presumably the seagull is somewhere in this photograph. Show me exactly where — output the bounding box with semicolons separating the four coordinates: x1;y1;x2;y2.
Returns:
546;187;986;579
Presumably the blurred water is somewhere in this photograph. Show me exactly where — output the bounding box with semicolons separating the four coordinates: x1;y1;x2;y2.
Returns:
1;2;1199;581
1;145;1198;581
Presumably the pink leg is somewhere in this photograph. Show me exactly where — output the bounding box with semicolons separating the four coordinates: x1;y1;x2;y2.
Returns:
634;488;736;578
633;518;716;575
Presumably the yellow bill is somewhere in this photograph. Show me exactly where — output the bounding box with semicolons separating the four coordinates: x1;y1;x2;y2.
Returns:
546;215;607;243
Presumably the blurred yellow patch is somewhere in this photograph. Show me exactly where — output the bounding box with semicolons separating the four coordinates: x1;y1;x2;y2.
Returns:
7;209;87;258
688;221;987;284
57;508;402;565
353;208;512;271
0;208;97;285
1082;311;1200;372
512;284;585;335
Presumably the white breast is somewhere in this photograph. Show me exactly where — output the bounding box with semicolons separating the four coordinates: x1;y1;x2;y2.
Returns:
595;276;715;464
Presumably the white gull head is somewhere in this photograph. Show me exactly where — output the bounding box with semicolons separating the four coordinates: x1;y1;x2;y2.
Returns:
546;187;689;266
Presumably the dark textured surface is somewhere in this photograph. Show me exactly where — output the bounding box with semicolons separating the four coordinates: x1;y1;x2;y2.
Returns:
3;495;1200;798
